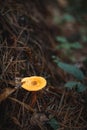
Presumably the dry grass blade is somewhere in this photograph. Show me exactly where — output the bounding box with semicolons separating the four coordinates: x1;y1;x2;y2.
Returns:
11;116;21;127
0;87;16;103
9;97;34;113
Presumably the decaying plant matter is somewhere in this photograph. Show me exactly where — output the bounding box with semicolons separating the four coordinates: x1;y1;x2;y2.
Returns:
0;1;87;130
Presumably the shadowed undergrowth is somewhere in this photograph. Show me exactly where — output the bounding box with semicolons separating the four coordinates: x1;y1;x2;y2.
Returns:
0;1;87;130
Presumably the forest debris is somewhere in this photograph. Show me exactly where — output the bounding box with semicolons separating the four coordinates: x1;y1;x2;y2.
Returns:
30;112;49;125
11;116;21;127
58;0;68;8
0;87;16;103
9;97;34;113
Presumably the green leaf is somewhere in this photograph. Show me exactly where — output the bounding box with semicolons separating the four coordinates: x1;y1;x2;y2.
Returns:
48;118;60;130
53;57;85;80
71;42;82;49
76;83;87;92
56;36;82;52
65;81;78;89
65;81;87;92
58;62;85;80
82;35;87;42
62;14;75;22
56;42;82;50
56;43;70;50
56;36;67;43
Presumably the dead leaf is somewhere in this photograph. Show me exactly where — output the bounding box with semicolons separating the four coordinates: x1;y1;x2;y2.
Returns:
58;0;68;8
30;112;49;125
0;88;16;103
11;116;21;127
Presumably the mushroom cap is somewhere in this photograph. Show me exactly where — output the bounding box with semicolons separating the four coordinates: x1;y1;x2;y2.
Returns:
21;76;47;91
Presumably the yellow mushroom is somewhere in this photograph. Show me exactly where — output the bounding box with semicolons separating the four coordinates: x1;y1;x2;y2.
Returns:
21;76;47;91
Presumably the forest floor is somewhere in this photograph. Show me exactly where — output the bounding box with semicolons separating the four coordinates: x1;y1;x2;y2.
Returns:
0;1;87;130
